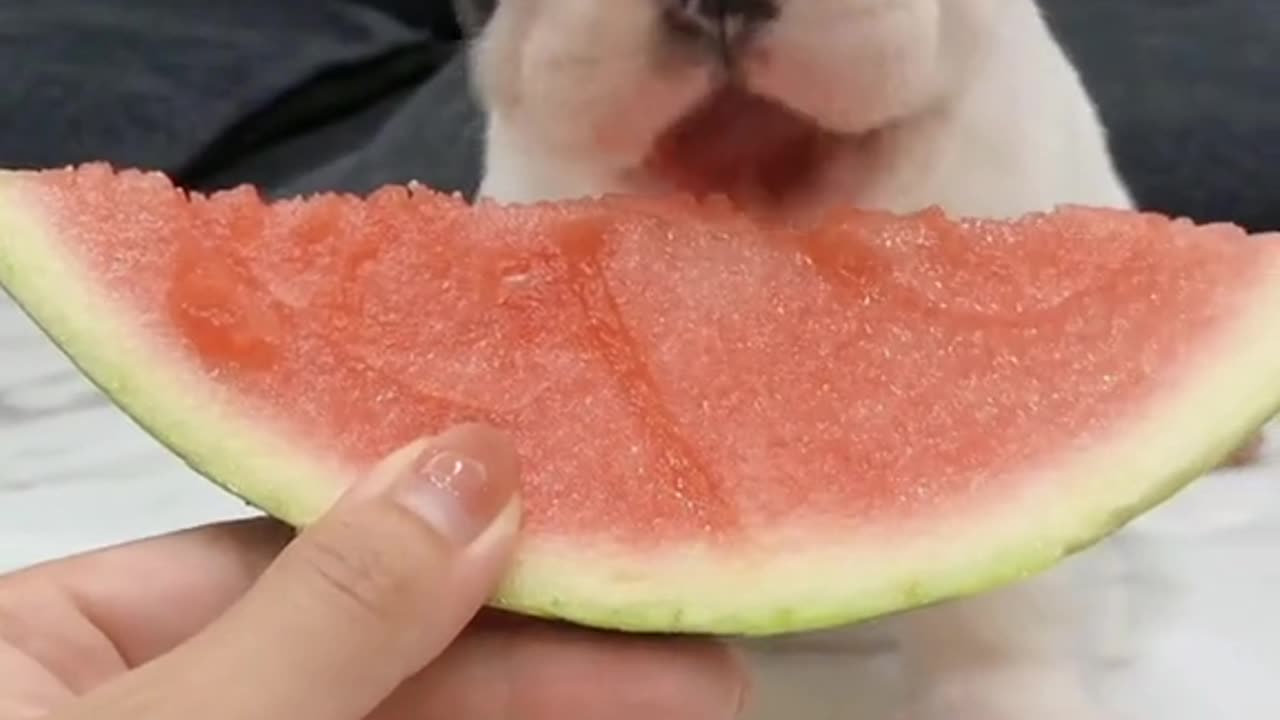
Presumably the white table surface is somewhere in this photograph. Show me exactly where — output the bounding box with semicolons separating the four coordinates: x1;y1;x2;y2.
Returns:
2;294;1277;717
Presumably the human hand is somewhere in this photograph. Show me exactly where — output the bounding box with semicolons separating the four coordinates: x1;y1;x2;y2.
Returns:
0;424;745;719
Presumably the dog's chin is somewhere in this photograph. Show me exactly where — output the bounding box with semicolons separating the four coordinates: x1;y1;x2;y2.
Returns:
638;87;844;216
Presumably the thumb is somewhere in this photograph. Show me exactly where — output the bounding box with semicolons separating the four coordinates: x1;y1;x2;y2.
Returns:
116;423;519;720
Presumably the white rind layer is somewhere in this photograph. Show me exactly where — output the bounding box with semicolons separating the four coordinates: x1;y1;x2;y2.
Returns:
2;167;1279;636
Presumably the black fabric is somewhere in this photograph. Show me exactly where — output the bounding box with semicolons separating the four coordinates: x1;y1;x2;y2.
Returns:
0;2;453;183
200;56;483;200
1043;1;1280;231
0;2;1276;230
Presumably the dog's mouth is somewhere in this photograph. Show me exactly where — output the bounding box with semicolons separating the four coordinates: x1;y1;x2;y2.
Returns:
642;88;838;213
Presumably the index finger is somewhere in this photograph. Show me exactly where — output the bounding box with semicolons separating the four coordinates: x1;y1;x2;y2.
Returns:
4;518;292;668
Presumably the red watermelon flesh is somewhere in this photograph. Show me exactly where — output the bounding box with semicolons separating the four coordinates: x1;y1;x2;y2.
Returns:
1;163;1278;635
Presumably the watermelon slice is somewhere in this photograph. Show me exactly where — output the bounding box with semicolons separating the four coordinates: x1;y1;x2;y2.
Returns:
1;164;1278;636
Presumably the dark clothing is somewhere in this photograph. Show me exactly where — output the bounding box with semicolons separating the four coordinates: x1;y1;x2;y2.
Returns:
2;1;1276;229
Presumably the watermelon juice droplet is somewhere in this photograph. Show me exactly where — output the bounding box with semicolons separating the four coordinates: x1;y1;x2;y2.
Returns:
167;241;283;372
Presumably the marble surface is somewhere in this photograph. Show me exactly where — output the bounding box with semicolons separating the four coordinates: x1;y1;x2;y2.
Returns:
2;292;1279;716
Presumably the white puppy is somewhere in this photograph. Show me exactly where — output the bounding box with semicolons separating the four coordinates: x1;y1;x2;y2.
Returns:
456;1;1136;718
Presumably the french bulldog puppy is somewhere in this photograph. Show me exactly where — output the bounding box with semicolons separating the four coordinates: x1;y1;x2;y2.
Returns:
449;1;1249;718
464;0;1131;216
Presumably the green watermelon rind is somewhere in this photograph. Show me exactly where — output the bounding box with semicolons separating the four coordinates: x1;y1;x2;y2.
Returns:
2;167;1279;637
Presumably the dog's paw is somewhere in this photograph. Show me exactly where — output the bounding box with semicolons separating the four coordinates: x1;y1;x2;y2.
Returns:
899;670;1107;720
900;697;1105;720
1220;432;1265;468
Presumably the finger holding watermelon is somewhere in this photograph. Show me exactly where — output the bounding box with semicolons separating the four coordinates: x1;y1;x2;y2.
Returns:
0;424;747;720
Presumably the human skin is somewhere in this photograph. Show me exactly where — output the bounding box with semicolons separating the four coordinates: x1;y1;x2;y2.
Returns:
0;424;747;720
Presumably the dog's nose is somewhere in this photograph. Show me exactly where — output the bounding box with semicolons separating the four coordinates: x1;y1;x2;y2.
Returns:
665;0;779;39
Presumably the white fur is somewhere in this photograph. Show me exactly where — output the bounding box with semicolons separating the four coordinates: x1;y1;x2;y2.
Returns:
465;1;1134;718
